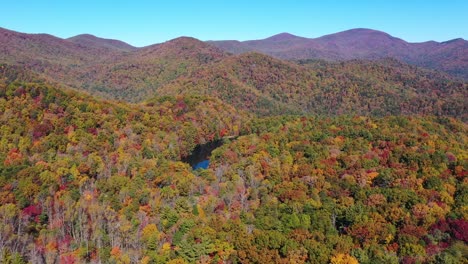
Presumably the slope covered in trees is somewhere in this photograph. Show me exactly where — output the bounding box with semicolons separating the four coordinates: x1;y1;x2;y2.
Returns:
77;37;228;101
0;27;119;66
0;67;249;262
208;115;467;263
0;28;228;102
0;65;467;263
158;53;467;119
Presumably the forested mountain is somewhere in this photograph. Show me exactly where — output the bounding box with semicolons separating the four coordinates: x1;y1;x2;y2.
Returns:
0;27;118;66
0;27;467;263
0;28;227;101
0;27;122;98
208;29;468;79
76;37;228;101
158;53;467;118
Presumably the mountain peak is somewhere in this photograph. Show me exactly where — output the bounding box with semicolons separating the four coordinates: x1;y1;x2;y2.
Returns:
441;38;467;44
167;36;202;43
70;33;96;38
265;32;304;41
156;36;221;50
320;28;394;39
67;34;136;51
136;36;227;63
342;28;386;33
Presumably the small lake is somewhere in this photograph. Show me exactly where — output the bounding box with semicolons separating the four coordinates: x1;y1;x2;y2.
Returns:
182;139;224;170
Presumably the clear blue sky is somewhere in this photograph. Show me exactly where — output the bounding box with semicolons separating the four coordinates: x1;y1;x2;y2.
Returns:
1;0;467;47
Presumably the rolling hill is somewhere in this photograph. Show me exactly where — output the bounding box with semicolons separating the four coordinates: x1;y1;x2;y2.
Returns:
0;28;228;101
0;27;118;66
73;36;228;101
0;27;123;95
157;53;467;119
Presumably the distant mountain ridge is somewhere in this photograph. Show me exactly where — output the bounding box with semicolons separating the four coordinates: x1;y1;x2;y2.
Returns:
208;28;468;79
0;27;118;64
2;27;466;79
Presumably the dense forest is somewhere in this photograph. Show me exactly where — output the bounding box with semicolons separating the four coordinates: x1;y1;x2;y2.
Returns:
0;27;467;264
1;65;467;263
158;54;467;118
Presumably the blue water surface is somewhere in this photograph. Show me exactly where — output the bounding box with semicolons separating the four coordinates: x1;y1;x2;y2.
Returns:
193;159;209;170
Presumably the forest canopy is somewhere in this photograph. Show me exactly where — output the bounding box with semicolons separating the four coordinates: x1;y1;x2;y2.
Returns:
0;67;466;263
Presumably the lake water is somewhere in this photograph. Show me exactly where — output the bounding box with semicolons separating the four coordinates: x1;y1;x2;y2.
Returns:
182;139;224;170
193;159;210;170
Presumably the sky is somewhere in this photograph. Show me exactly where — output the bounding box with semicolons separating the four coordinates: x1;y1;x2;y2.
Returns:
1;0;467;47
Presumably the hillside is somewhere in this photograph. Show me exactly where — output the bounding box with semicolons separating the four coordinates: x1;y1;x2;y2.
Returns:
1;67;466;262
0;28;229;101
0;27;118;66
76;37;228;101
208;29;468;79
0;65;248;155
0;27;123;95
157;53;467;119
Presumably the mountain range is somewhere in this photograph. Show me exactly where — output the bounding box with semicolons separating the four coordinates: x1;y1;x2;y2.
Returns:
2;27;467;79
209;28;468;80
0;27;466;119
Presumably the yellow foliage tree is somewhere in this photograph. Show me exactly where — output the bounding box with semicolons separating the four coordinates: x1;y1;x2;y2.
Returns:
166;258;188;264
330;253;359;264
142;223;160;250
